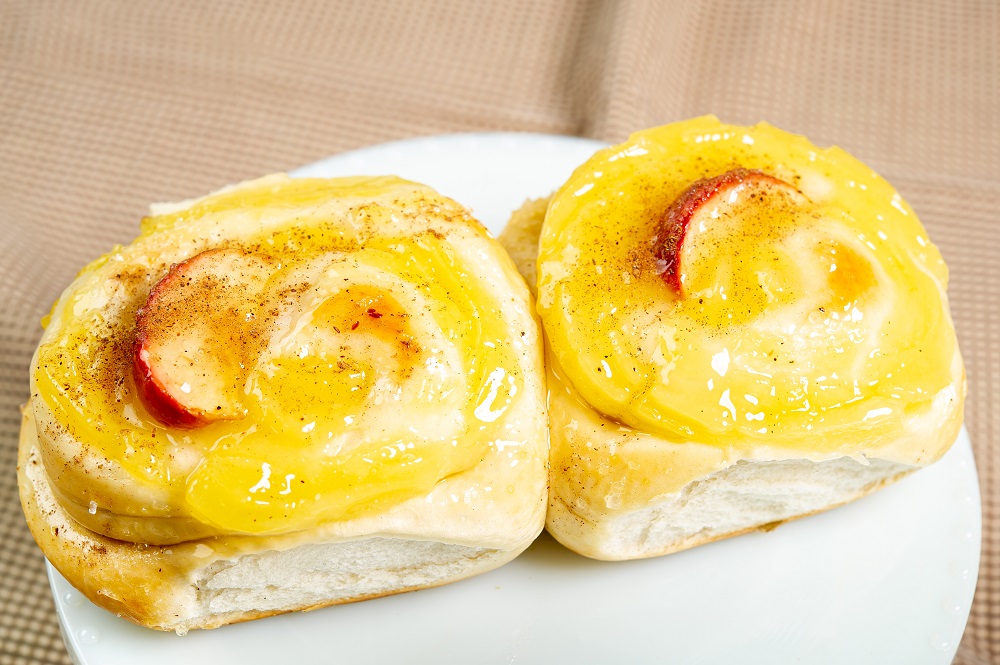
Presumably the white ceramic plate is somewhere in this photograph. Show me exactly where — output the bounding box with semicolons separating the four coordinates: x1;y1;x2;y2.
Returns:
49;133;981;665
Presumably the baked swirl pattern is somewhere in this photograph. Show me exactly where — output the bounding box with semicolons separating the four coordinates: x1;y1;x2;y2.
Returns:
532;117;964;559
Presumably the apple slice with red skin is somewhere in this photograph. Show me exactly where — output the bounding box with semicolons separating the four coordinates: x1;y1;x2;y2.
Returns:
654;168;805;297
133;247;274;428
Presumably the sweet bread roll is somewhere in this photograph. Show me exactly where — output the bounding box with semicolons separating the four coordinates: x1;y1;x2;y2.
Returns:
508;117;964;561
18;174;548;632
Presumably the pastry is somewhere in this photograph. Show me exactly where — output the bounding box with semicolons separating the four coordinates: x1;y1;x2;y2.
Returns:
19;174;548;631
506;116;965;560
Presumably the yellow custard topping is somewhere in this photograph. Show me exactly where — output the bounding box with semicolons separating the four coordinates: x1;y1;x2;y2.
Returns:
537;117;962;456
33;175;529;540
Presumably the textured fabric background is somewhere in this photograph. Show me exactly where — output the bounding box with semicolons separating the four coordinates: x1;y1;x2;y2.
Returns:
1;1;997;663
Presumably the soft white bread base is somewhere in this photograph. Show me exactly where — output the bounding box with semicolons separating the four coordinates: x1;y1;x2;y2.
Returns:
19;408;529;634
547;454;911;561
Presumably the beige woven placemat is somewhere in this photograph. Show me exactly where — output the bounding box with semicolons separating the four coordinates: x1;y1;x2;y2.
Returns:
1;1;996;663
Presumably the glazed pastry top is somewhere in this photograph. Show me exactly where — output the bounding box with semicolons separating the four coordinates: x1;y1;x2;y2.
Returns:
537;117;963;460
33;175;541;541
